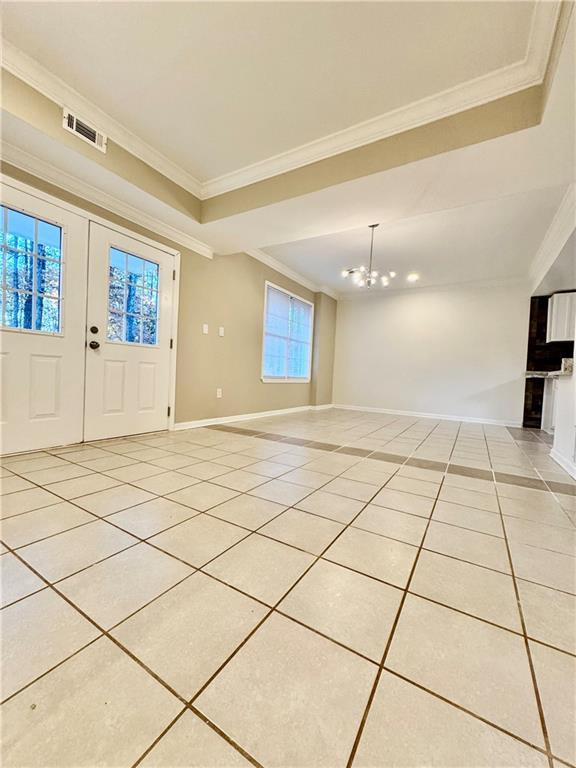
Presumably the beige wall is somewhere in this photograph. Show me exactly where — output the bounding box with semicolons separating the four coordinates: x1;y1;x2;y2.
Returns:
311;292;337;406
175;251;320;423
1;164;338;424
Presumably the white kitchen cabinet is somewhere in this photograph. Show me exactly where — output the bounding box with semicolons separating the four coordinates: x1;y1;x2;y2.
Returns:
547;292;576;342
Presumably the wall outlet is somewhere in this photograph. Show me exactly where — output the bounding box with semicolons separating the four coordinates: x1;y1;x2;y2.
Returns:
218;326;225;337
202;323;209;335
216;388;223;398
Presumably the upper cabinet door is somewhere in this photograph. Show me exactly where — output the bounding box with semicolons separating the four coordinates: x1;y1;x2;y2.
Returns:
547;292;576;343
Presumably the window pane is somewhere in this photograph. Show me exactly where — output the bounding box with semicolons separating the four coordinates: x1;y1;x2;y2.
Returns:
4;291;33;329
127;254;144;284
0;206;5;246
109;248;126;283
144;260;159;291
35;296;60;332
265;287;290;337
5;251;34;292
263;333;287;378
107;248;160;345
37;221;62;260
6;209;34;252
108;311;123;342
142;318;157;345
142;289;158;317
290;299;312;342
108;282;125;313
125;314;142;343
0;210;63;333
126;282;142;315
36;258;61;297
288;341;310;379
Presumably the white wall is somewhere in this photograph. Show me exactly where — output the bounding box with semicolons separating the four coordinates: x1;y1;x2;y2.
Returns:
333;282;531;424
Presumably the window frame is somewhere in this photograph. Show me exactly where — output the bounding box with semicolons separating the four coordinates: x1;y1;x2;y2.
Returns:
0;204;66;337
261;280;314;384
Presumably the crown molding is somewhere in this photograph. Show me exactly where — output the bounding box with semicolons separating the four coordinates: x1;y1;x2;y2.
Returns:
245;248;338;300
202;1;561;197
1;1;561;201
1;142;214;258
529;183;576;292
1;40;204;199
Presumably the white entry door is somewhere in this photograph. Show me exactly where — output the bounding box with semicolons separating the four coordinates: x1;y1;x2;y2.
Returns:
83;223;175;441
0;185;88;454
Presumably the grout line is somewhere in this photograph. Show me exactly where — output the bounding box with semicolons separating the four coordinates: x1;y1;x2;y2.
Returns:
484;429;555;768
345;419;462;767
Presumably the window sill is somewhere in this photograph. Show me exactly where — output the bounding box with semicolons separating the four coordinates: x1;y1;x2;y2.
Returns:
261;377;311;384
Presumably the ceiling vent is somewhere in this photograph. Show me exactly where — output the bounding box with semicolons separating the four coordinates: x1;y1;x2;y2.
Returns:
62;109;107;153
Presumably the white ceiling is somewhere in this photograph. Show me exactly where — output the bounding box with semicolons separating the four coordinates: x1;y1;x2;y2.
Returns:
1;4;574;297
1;1;536;181
264;186;568;293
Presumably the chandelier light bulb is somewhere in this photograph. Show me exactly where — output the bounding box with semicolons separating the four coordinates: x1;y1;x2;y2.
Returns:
381;276;390;286
341;269;349;278
359;265;367;273
389;271;396;278
406;272;420;283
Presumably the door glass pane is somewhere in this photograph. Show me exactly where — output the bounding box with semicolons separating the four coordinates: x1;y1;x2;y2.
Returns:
107;311;124;342
4;291;33;329
106;247;159;345
35;296;60;332
1;207;63;333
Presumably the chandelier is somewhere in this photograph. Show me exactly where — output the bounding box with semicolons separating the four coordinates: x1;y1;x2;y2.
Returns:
341;224;397;288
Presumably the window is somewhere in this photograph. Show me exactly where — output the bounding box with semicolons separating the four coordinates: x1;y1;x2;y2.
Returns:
107;247;159;345
0;206;62;333
262;282;314;381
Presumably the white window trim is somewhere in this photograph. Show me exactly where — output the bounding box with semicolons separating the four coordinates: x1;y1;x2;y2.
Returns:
261;280;314;383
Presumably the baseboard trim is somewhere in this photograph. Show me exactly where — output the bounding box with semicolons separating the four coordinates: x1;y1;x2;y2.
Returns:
331;403;522;427
174;403;333;431
549;448;576;480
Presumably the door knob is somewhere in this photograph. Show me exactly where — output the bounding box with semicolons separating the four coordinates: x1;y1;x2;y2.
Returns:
89;340;100;350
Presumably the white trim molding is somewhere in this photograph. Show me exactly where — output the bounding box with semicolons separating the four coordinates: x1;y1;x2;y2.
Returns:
529;183;576;293
173;404;328;431
331;403;522;427
549;448;576;480
2;1;561;200
246;248;338;300
1;142;214;258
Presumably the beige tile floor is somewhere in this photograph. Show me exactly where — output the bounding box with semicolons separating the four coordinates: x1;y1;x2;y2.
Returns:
1;409;575;767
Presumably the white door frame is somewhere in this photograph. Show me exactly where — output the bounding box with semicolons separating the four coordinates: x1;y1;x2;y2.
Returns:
1;174;181;439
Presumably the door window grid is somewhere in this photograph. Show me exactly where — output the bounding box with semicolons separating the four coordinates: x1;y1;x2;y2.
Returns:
263;283;313;381
0;206;63;334
107;247;159;345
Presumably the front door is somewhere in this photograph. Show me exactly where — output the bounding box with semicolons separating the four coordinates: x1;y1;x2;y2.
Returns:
83;222;175;441
0;185;88;454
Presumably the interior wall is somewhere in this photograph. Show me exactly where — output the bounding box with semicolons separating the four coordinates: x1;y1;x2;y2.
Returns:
333;281;531;424
175;251;321;423
311;292;337;406
1;165;337;425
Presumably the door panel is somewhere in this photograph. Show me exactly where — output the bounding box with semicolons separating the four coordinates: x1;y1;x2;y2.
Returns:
84;223;174;441
0;186;88;454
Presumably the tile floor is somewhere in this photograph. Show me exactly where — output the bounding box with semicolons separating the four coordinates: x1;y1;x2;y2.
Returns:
1;409;575;767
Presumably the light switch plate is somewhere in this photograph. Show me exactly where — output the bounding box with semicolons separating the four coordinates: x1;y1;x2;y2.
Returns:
216;388;223;398
218;326;225;337
202;323;209;335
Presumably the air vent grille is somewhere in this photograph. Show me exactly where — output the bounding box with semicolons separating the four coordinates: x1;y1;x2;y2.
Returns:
62;109;107;153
